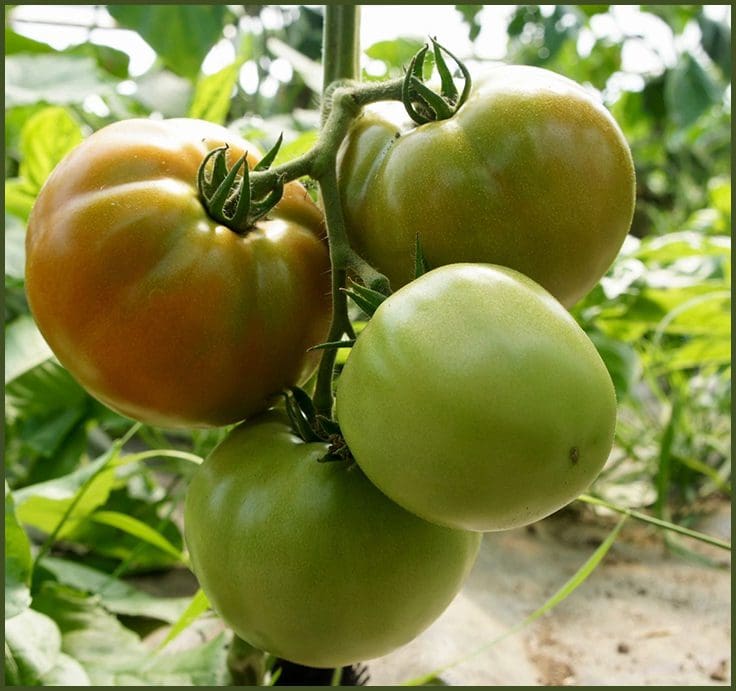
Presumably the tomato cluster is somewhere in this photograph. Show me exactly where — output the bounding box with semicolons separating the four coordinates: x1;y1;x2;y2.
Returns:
26;64;632;668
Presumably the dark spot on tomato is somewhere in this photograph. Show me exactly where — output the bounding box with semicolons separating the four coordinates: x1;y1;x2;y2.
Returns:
569;446;579;465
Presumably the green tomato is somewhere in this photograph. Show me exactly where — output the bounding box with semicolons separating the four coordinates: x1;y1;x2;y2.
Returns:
184;411;481;668
336;264;617;532
337;65;636;307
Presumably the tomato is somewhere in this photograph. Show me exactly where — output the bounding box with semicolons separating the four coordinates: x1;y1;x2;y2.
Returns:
336;264;617;532
337;64;635;307
184;410;481;667
25;118;331;429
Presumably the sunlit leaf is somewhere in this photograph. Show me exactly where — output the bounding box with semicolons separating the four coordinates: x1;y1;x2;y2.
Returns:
5;607;91;686
5;54;114;107
89;510;185;561
40;556;191;624
156;589;211;652
5;213;25;279
108;5;227;80
4;315;53;384
5;483;32;619
13;444;121;538
665;54;721;128
190;63;239;125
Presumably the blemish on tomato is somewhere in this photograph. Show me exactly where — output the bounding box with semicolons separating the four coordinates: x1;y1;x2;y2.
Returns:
569;446;579;465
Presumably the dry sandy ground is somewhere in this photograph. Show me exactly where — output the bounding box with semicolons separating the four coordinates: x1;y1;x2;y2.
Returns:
366;502;731;686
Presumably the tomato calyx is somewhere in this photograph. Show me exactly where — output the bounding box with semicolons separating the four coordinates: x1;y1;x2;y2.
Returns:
197;136;285;232
402;37;472;125
281;387;354;464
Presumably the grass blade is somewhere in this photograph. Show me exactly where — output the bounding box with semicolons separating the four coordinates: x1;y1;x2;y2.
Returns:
403;513;628;686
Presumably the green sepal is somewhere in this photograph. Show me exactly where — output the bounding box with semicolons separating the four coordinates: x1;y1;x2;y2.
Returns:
197;142;285;232
413;233;431;279
254;133;283;172
316;452;347;464
281;389;321;443
307;339;356;352
316;415;342;437
342;280;388;317
401;38;472;125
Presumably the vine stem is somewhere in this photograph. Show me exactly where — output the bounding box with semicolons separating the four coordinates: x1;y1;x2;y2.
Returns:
243;8;404;416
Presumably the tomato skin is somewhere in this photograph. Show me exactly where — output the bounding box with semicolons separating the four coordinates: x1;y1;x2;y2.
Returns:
25;118;331;428
184;411;481;667
337;65;635;307
336;264;617;532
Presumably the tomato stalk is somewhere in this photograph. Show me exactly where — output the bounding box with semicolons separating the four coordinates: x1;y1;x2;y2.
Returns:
195;6;473;419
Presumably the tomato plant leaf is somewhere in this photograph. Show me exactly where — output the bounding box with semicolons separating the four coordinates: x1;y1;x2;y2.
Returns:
40;556;191;624
89;510;186;562
414;233;430;279
5;54;114;108
155;588;211;652
108;5;227;81
5;483;33;620
4;316;53;384
189;61;241;125
665;54;721;128
4;607;90;686
13;442;122;540
343;281;387;317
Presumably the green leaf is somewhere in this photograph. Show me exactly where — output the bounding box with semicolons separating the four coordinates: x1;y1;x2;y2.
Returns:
641;5;700;34
156;589;211;652
578;5;610;18
14;444;121;538
5;106;83;220
5;54;114;107
4;26;55;54
19;106;84;191
189;61;241;124
588;332;641;399
5;483;33;619
273;130;319;167
5;213;25;280
455;5;483;42
366;38;425;73
414;233;430;279
89;510;185;561
698;13;731;79
40;557;191;624
108;5;227;80
32;581;229;685
5;607;91;686
665;54;721;128
4;315;53;384
655;336;731;372
4;178;36;221
343;281;388;317
135;68;194;117
266;36;323;93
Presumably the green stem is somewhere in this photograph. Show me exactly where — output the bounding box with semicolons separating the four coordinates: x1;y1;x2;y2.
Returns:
313;166;355;416
311;4;361;417
322;5;361;107
578;494;731;551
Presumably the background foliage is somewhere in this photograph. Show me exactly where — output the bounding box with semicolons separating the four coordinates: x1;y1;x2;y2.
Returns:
4;5;731;685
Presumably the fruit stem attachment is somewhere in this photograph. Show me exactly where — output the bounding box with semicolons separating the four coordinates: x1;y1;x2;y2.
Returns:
197;139;288;232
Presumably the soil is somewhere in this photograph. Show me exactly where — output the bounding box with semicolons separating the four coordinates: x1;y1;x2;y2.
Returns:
139;500;731;686
366;501;732;686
